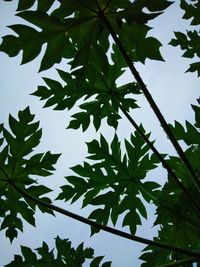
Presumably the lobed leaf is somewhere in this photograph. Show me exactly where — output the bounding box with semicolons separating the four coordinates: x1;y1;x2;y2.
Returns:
180;0;200;25
0;0;172;73
0;11;76;71
117;22;164;64
169;29;200;76
57;129;161;235
32;59;141;131
0;107;60;242
168;99;200;145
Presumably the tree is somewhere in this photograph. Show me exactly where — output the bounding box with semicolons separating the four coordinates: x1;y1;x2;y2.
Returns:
0;0;200;266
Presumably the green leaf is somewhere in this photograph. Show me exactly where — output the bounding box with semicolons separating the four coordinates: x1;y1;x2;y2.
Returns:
191;99;200;128
58;129;160;235
70;43;109;84
6;237;112;266
180;0;200;25
89;208;110;235
1;213;23;242
17;201;35;227
169;116;200;146
118;22;164;63
169;30;200;76
6;227;18;243
17;0;55;12
17;0;36;11
1;0;172;73
140;225;200;266
108;0;173;25
137;37;164;63
26;185;52;197
142;103;200;266
0;107;60;242
90;256;105;267
32;66;140;131
21;246;38;262
0;11;76;71
187;62;200;77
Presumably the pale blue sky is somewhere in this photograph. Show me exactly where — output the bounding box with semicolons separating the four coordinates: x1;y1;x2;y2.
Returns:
0;1;199;266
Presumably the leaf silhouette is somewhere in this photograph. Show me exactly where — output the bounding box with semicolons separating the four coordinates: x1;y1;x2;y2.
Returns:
32;49;141;131
57;128;161;235
17;0;55;12
0;0;172;72
140;100;200;266
0;107;60;242
169;30;200;76
6;236;112;266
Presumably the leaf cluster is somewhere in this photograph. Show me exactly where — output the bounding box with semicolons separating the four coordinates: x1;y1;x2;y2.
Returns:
141;100;200;265
170;30;200;76
6;236;111;266
0;0;171;73
1;0;200;266
169;0;200;76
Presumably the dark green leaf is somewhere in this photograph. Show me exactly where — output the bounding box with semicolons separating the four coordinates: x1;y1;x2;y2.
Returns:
0;108;60;241
169;111;200;146
191;99;200;128
118;22;164;63
58;129;160;235
169;30;200;76
33;66;140;131
186;62;200;77
180;0;200;25
0;11;76;71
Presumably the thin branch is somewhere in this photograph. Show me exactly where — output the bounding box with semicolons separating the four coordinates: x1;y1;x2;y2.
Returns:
99;11;200;191
98;71;200;218
11;182;200;259
158;257;198;267
135;179;200;228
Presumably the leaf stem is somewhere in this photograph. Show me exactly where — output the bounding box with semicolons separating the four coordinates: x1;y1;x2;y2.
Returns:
100;12;200;191
0;166;9;180
76;0;98;14
11;182;200;259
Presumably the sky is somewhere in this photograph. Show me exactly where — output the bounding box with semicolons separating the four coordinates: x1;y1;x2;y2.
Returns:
0;1;199;266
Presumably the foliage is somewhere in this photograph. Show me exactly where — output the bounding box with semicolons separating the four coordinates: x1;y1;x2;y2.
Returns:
0;0;200;266
31;59;141;131
169;0;200;76
57;129;161;236
140;100;200;266
6;236;111;266
0;107;60;242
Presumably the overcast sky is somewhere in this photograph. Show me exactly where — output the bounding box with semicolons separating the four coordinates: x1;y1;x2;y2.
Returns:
0;1;199;266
